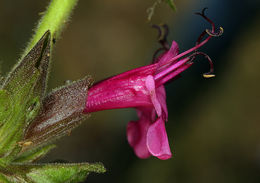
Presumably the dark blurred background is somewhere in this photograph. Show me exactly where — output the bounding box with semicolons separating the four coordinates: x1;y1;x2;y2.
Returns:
0;0;260;182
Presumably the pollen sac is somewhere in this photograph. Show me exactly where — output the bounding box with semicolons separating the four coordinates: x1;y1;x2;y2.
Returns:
22;77;92;152
203;74;215;78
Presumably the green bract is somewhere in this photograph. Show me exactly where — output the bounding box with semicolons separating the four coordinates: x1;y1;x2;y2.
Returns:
0;32;51;162
0;0;105;182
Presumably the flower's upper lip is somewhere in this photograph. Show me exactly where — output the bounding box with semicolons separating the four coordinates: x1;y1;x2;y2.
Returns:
91;64;157;88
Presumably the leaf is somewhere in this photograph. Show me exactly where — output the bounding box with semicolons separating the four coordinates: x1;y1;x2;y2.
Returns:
147;0;176;21
21;77;92;152
165;0;176;11
0;31;51;162
0;174;10;183
0;162;105;183
26;163;106;183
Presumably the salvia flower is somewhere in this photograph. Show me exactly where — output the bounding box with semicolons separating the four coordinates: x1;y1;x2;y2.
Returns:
84;10;223;160
23;9;223;161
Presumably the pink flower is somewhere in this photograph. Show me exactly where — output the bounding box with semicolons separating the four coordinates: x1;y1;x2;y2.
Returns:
84;11;223;160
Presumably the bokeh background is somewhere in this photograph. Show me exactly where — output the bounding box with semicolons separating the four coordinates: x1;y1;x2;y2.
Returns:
0;0;260;182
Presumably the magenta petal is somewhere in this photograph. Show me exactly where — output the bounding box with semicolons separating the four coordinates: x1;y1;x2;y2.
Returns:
147;118;172;160
127;119;151;159
157;41;179;66
155;41;179;65
155;86;168;121
145;75;162;116
85;64;157;113
161;41;179;62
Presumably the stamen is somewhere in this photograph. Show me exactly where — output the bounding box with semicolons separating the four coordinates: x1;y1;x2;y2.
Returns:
152;24;163;39
154;57;191;81
152;24;170;50
161;8;223;67
196;30;207;46
166;36;211;65
195;8;215;32
152;8;221;83
156;63;193;87
152;24;170;63
152;24;169;43
195;8;223;39
155;50;215;86
190;51;215;78
201;7;208;16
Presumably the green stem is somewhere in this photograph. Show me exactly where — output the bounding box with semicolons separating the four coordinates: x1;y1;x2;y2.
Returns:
22;0;79;58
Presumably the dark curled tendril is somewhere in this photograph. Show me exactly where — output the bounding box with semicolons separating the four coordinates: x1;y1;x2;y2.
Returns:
195;8;224;37
152;24;169;41
194;8;224;51
152;24;170;63
196;30;207;47
195;7;215;31
191;51;215;78
152;47;167;63
152;24;163;40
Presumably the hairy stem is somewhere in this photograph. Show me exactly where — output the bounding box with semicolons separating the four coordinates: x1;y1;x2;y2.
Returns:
22;0;79;58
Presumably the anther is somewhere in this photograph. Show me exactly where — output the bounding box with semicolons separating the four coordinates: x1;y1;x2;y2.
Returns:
206;27;224;37
203;73;215;78
191;51;215;78
18;141;33;147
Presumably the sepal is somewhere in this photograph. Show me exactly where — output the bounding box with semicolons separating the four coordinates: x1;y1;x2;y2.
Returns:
13;144;56;163
0;31;51;161
22;77;92;152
